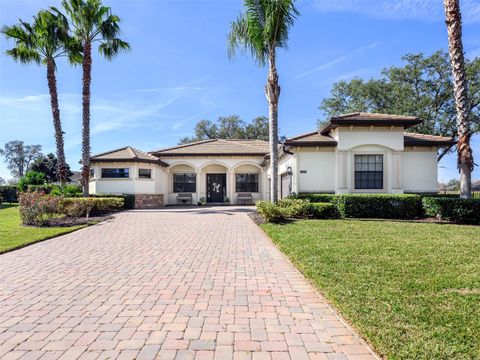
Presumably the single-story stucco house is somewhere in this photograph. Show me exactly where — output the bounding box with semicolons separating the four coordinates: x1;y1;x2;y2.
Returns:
89;112;455;207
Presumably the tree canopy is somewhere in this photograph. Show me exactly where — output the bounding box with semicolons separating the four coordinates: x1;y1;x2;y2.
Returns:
178;115;275;144
319;51;480;160
0;141;42;178
30;153;73;183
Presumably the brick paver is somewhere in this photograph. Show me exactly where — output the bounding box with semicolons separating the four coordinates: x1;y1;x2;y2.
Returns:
0;207;378;359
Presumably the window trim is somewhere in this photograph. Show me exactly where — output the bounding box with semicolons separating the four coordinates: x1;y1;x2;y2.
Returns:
235;173;259;193
100;168;130;179
353;154;384;190
173;172;196;193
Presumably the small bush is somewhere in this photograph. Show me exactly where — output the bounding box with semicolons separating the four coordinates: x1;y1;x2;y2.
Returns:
256;201;289;222
310;202;339;219
62;184;82;197
277;198;312;218
335;194;422;219
90;193;135;209
0;185;18;202
18;192;62;225
422;197;480;225
18;171;46;192
27;183;59;194
291;193;336;203
62;197;124;218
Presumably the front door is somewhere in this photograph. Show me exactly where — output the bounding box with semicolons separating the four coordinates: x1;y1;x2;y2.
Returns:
206;174;226;203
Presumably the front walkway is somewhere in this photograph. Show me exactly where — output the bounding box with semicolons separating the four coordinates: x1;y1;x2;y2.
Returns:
0;207;378;360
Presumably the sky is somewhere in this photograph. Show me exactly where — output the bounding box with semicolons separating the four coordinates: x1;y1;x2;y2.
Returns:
0;0;479;182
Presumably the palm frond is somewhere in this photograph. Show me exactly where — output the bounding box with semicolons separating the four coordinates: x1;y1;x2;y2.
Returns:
227;0;299;66
98;37;130;59
5;46;42;64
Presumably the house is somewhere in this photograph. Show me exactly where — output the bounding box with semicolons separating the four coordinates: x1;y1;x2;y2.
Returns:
89;112;455;208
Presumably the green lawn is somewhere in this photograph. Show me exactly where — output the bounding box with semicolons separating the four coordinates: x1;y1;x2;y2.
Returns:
262;219;480;360
0;204;85;254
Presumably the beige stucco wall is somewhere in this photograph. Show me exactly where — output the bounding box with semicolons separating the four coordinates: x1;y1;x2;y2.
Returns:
89;162;165;195
295;150;335;193
402;148;438;192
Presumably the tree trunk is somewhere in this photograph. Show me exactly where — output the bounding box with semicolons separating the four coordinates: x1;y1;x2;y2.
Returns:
81;41;92;197
46;59;67;186
265;50;280;203
444;0;474;198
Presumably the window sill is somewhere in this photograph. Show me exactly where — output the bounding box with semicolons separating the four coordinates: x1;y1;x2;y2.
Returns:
97;178;132;181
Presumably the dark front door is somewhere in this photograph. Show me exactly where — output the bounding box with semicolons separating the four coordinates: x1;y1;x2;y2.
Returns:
206;174;226;203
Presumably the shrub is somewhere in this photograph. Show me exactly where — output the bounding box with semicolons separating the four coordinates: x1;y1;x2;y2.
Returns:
310;202;339;219
18;171;46;192
90;194;135;209
291;193;336;203
422;197;480;225
277;198;312;218
27;183;59;194
0;185;18;202
62;184;82;197
18;192;62;225
334;194;422;219
61;197;124;219
256;201;288;223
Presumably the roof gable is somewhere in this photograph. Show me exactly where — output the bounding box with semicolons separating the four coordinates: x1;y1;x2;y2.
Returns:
284;131;337;146
91;146;168;166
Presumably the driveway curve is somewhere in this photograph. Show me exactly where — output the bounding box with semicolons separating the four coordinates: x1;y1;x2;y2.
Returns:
0;207;378;360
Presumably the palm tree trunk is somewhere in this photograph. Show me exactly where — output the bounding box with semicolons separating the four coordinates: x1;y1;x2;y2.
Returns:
46;59;67;186
81;41;92;197
265;50;280;203
444;0;474;198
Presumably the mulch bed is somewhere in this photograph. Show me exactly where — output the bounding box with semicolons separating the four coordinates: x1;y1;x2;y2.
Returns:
45;214;114;227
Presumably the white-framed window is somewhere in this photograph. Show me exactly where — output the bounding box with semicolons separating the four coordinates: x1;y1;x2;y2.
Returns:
235;173;259;192
354;155;383;189
173;173;196;193
138;168;152;179
101;168;129;179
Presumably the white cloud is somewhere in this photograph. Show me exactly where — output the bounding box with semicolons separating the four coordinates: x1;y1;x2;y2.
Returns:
311;0;480;23
295;42;381;79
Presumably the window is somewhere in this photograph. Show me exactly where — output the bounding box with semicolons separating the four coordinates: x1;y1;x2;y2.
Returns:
173;173;196;192
138;168;151;179
236;173;259;192
101;168;129;179
354;155;383;189
89;168;94;178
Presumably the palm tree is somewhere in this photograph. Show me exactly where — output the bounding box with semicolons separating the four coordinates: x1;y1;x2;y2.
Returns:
53;0;130;196
1;10;81;186
444;0;474;198
228;0;299;203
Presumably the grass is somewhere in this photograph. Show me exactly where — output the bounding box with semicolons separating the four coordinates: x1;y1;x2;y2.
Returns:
0;204;85;254
262;219;480;360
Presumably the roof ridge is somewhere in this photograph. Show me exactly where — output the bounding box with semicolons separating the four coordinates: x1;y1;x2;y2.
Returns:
131;147;160;160
151;138;217;153
91;146;130;159
286;130;322;141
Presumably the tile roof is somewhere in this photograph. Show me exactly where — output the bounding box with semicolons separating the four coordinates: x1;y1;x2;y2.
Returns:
91;146;168;166
320;112;422;134
284;131;337;146
404;132;456;146
151;139;270;156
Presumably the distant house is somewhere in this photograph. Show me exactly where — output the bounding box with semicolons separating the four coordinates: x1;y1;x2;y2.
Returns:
69;171;82;185
89;112;455;208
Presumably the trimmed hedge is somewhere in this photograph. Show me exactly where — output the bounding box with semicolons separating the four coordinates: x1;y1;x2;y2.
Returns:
334;194;422;219
256;199;339;222
422;197;480;225
310;202;339;219
62;197;124;218
90;194;135;209
0;185;18;202
291;193;336;203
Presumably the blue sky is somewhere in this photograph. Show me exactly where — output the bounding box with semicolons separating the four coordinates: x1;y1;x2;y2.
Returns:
0;0;479;182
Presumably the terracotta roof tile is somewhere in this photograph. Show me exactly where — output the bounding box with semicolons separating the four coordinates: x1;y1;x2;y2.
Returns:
404;132;456;146
284;131;337;146
151;139;270;156
91;146;168;166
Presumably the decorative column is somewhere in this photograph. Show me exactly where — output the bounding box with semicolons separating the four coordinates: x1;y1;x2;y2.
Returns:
227;169;235;204
391;151;403;193
196;169;202;204
336;151;348;193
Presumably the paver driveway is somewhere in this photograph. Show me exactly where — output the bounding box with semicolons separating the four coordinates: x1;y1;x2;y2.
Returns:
0;207;378;360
